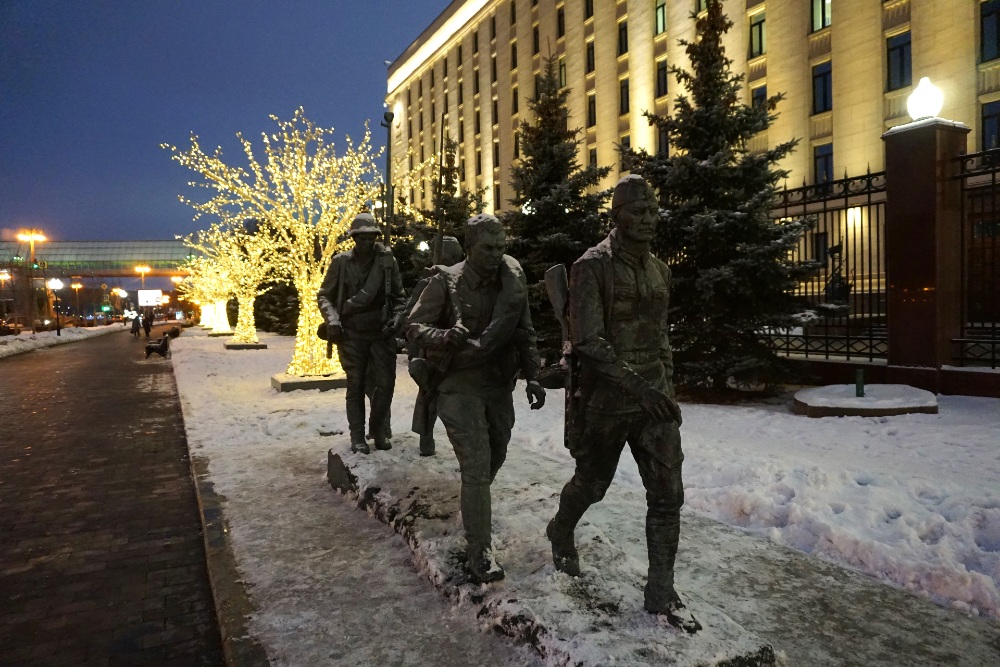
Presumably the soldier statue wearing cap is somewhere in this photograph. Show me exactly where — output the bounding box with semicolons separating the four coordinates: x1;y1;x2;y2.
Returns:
318;212;406;454
544;175;700;633
406;214;546;583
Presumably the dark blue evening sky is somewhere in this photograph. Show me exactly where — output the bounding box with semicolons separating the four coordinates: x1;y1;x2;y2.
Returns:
0;1;450;242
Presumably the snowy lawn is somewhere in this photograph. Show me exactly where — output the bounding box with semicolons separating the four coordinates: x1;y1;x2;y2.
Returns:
168;330;1000;624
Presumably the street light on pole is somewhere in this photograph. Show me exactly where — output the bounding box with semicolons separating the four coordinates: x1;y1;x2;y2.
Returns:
71;282;83;317
16;229;46;332
380;109;394;246
0;270;10;319
135;265;151;289
47;278;63;336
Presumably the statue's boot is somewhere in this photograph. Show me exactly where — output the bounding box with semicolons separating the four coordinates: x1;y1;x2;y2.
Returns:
546;477;593;576
347;394;368;454
463;485;503;583
644;511;700;633
418;432;435;457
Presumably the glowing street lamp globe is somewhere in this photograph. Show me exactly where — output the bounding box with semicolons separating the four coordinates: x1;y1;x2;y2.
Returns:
47;278;63;290
906;77;944;121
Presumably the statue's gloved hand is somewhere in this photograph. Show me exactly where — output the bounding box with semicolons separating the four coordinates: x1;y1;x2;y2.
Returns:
327;323;344;345
637;385;681;424
443;323;469;348
525;380;546;410
381;314;402;337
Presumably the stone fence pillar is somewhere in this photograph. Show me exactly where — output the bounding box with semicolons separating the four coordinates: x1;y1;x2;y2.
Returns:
881;118;969;391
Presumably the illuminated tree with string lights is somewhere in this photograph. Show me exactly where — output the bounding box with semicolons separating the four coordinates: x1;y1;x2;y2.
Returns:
181;220;275;344
164;108;382;376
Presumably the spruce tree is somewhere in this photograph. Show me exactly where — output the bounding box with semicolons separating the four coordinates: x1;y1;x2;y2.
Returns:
503;56;612;362
423;136;487;257
627;0;817;391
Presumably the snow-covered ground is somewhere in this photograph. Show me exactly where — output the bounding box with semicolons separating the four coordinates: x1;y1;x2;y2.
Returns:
163;329;999;663
0;322;128;358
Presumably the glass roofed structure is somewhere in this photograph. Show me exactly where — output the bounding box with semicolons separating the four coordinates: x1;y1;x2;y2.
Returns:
0;240;195;277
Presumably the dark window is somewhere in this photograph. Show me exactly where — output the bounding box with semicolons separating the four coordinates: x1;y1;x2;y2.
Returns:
982;100;1000;149
586;41;595;73
657;125;669;155
443;57;448;77
559;59;567;87
812;61;833;114
656;0;666;35
493;141;499;166
532;0;538;5
431;102;436;122
585;0;594;20
812;0;831;32
751;85;767;114
460;159;466;179
886;32;912;91
534;73;540;96
656;60;668;97
458;79;464;103
490;16;496;40
474;69;481;94
749;12;766;58
492;99;498;124
459;122;465;142
514;133;520;158
511;41;518;69
812;232;829;262
589;147;597;167
406;89;411;105
533;25;540;54
476;150;482;175
457;44;463;66
407;120;412;136
492;56;497;82
985;0;1000;62
510;3;516;25
557;7;565;37
618;20;628;56
620;135;630;170
512;86;519;113
473;31;479;54
430;69;435;87
814;143;834;184
409;154;414;170
475;109;481;135
587;93;597;127
418;80;423;97
419;112;424;131
619;78;629;115
420;145;424;161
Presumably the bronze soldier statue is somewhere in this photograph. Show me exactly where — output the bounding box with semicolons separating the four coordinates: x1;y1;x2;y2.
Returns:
407;215;546;583
403;235;464;457
318;212;406;454
545;176;700;633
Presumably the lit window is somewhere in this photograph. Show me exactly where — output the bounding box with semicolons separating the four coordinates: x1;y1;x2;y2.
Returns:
812;61;833;114
814;143;834;184
982;100;1000;150
618;20;628;56
886;32;912;91
749;12;766;58
656;60;668;98
751;85;767;111
812;0;831;32
656;0;666;35
984;0;1000;62
620;78;629;115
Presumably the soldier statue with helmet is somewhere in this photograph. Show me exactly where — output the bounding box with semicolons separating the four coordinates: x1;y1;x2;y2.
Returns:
318;212;407;454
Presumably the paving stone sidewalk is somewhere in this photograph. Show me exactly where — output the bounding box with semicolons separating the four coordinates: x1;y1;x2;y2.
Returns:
0;326;225;666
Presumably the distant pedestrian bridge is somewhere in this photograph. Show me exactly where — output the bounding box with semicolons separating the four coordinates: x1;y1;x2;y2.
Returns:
0;240;194;280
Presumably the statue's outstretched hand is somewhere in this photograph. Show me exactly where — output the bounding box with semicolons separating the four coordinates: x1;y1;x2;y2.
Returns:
526;381;546;410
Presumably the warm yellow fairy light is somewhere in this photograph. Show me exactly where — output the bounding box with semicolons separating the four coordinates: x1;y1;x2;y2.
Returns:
164;108;383;376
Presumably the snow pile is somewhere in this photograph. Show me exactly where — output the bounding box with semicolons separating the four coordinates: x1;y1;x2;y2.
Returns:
0;323;127;358
795;383;938;409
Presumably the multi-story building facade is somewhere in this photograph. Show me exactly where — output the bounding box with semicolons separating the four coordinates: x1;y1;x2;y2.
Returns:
386;0;991;214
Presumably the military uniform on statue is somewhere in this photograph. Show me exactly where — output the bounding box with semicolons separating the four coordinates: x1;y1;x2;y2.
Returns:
545;176;700;633
317;212;406;454
406;215;546;583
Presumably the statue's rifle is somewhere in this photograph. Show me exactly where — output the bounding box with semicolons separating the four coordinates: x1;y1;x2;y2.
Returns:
544;264;579;451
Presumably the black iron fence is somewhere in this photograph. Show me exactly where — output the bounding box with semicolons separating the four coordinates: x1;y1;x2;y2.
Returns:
766;171;888;361
956;150;1000;368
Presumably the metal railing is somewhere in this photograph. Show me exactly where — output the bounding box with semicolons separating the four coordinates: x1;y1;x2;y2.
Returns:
766;171;888;361
956;150;1000;368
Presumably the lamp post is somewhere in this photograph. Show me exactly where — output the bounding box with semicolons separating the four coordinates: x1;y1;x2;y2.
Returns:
135;265;151;289
0;269;10;319
71;282;83;318
380;110;394;246
16;229;46;332
47;278;63;336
